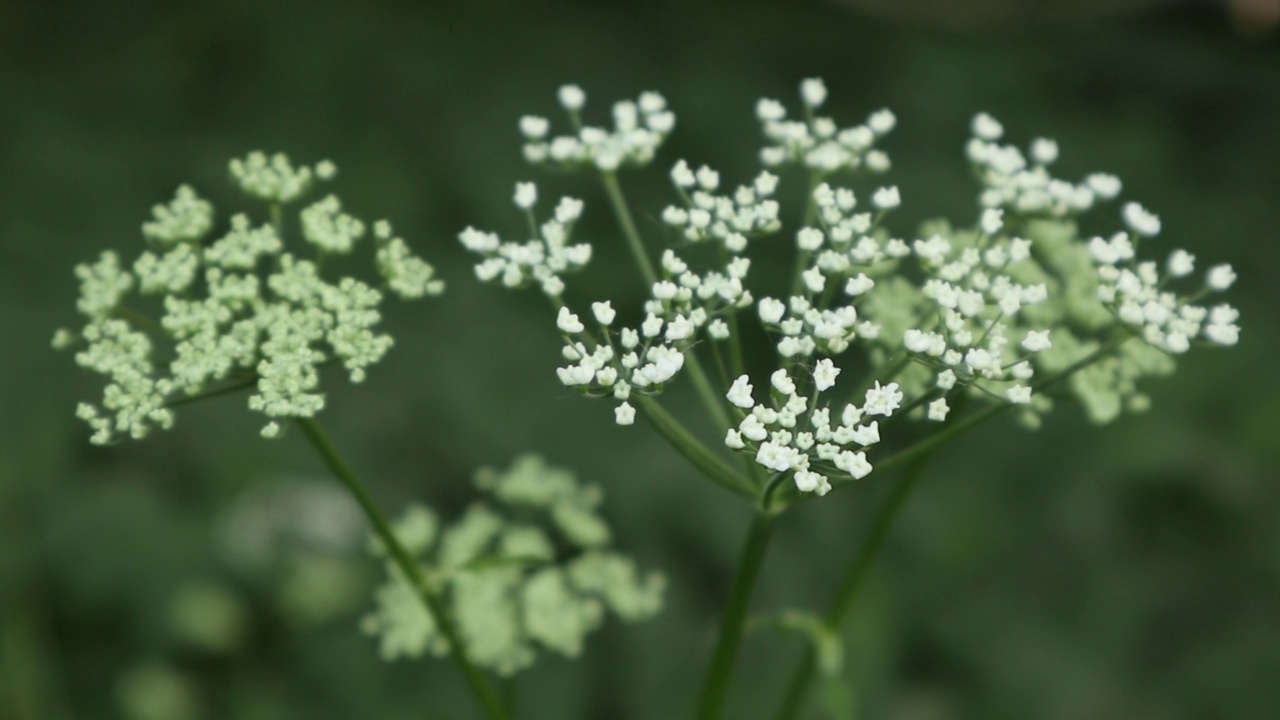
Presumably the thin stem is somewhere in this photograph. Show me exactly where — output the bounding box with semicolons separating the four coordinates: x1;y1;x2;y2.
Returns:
726;311;747;379
295;418;512;720
684;350;733;432
772;452;934;720
164;375;258;408
599;171;658;287
695;510;779;720
634;396;755;498
772;334;1134;719
788;172;823;298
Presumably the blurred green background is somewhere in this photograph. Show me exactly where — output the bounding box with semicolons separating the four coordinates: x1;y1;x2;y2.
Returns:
2;1;1278;718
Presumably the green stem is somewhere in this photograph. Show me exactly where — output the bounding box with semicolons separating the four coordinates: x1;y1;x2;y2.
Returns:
634;396;754;499
165;375;258;408
684;350;733;432
295;418;512;720
695;510;779;720
788;172;824;297
772;333;1133;719
771;453;934;720
600;171;658;287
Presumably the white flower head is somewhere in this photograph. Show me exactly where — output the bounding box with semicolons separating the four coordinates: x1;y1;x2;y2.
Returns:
726;375;755;409
800;78;828;109
614;402;636;426
592;301;616;326
514;182;538;210
1122;202;1161;238
1206;264;1236;291
872;186;901;210
812;359;840;392
972;112;1004;140
556;307;585;334
558;84;586;111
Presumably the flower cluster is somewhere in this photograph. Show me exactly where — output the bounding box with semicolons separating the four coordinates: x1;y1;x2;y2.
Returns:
458;184;590;297
967;112;1122;219
520;86;675;172
361;455;664;676
756;77;895;175
55;152;443;443
461;78;1242;497
724;363;903;495
1089;233;1239;352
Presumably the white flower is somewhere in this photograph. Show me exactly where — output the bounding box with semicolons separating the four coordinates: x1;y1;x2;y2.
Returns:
592;301;616;326
758;297;786;324
1021;330;1052;353
671;160;696;188
1206;264;1236;291
800;78;827;109
614;402;636;426
519;115;549;139
556;307;584;334
1122;202;1161;237
1086;173;1122;199
770;368;796;396
812;359;840;392
972;112;1004;140
514;182;538;210
558;84;586;111
797;227;824;251
641;314;663;337
726;375;755;409
1204;321;1239;345
1167;249;1195;277
927;398;950;422
872;186;901;210
1007;385;1032;404
845;274;874;296
867;109;896;135
862;382;902;417
981;208;1004;235
1030;138;1058;164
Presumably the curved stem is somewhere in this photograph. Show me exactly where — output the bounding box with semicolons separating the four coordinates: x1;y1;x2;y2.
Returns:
295;418;512;720
634;396;754;499
695;510;779;720
772;333;1134;718
164;375;258;408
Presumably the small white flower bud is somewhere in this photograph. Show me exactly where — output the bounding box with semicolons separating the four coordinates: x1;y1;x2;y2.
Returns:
514;182;537;209
872;186;901;210
592;301;616;326
1030;138;1058;164
556;307;584;334
1206;264;1236;291
519;115;549;139
972;112;1004;140
726;375;755;409
558;84;585;111
614;402;636;425
800;78;827;108
1021;330;1052;353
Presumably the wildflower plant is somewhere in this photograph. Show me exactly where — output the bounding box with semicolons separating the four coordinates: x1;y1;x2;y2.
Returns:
458;78;1240;718
56;78;1240;720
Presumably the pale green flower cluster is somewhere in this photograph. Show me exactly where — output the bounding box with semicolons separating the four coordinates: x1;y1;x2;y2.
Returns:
56;152;443;443
361;455;664;675
463;79;1241;498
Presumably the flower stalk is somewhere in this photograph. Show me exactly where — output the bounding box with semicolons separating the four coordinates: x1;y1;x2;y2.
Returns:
296;418;513;720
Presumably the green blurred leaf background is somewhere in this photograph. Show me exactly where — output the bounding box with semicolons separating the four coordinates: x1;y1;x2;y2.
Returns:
1;1;1277;718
